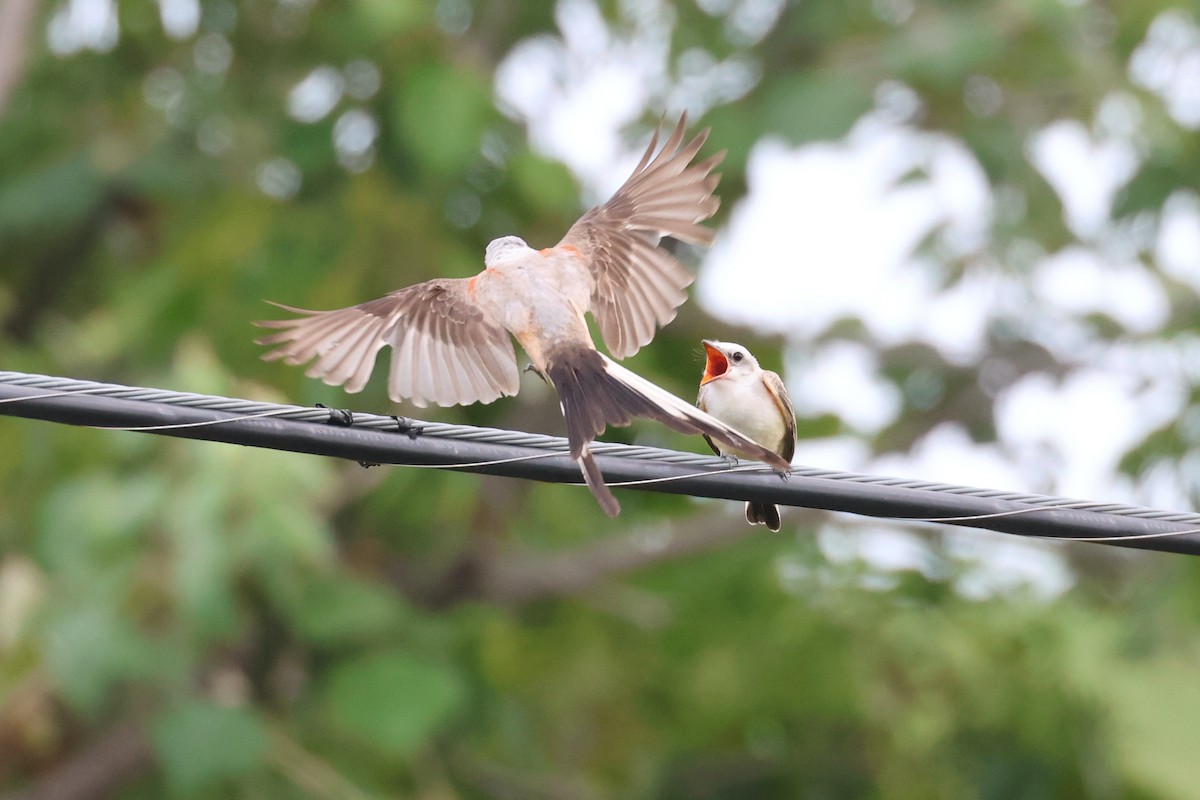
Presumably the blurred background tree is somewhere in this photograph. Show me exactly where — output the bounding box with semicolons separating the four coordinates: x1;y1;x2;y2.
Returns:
2;0;1200;797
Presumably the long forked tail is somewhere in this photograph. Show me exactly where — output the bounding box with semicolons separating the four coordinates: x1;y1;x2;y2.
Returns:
547;347;791;515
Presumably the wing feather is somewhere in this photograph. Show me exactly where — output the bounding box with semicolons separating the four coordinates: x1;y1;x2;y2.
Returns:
558;114;725;359
316;315;383;388
762;370;797;462
256;278;519;407
388;325;419;403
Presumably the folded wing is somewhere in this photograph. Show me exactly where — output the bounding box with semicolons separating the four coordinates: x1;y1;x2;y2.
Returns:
558;114;725;360
255;279;520;408
762;370;797;462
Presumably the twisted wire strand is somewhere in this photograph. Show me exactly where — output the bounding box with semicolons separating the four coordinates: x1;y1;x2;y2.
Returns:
2;370;1199;550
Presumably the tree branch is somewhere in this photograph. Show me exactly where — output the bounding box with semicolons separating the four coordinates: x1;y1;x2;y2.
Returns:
0;0;40;120
480;511;761;603
387;505;791;608
9;719;153;800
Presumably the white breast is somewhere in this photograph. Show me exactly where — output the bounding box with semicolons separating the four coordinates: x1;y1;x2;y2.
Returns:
699;374;787;458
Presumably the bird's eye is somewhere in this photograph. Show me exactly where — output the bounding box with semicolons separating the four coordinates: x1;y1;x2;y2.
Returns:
732;352;744;363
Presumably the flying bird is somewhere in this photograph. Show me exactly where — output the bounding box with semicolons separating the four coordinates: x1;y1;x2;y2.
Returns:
697;340;796;531
256;116;790;515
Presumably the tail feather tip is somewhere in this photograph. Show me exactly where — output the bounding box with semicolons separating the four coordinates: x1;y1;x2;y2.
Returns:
746;501;782;532
578;448;621;517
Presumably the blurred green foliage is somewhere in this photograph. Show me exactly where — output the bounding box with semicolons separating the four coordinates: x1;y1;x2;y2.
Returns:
2;0;1200;798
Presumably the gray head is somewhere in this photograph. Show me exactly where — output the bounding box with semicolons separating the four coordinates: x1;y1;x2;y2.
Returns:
484;236;530;267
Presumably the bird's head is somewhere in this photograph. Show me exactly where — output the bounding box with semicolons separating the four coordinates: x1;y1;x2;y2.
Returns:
484;236;531;267
700;340;759;384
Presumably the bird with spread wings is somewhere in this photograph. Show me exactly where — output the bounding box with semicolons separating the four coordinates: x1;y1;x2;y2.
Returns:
256;116;789;515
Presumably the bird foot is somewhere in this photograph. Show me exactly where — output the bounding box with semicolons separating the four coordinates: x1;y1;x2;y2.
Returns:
775;467;791;482
524;362;550;384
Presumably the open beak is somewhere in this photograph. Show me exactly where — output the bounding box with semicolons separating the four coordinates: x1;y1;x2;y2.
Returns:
700;340;728;385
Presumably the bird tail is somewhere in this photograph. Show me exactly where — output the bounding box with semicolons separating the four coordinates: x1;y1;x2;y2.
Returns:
546;347;791;515
745;501;782;532
578;447;620;517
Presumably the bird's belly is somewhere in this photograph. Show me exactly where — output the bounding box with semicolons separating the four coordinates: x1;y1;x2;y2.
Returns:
725;409;786;453
703;384;787;456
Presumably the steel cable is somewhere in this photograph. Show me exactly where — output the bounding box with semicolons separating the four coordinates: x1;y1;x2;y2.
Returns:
1;370;1199;555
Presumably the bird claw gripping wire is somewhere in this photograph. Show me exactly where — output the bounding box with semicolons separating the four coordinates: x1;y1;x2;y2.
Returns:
776;468;792;483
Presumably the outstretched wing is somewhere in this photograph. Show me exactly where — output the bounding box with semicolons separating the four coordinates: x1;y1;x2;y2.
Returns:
558;114;725;360
255;278;520;408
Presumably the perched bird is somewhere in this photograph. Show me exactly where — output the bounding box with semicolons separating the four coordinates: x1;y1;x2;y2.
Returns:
697;340;796;531
256;116;790;515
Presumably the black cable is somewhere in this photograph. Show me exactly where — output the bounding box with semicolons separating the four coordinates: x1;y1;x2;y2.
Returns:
1;371;1199;555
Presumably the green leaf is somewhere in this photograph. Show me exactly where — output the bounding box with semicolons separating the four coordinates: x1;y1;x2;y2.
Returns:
290;575;408;647
882;12;1005;90
37;472;164;576
354;0;425;38
324;650;463;754
0;155;104;240
152;701;268;793
1114;161;1193;218
760;73;873;143
508;151;579;220
43;607;149;714
393;65;493;177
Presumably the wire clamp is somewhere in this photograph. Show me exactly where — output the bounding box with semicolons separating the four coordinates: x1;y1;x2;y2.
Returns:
316;404;355;427
392;415;422;440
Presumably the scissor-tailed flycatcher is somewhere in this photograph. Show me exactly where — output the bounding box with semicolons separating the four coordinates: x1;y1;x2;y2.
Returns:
256;116;789;515
697;340;796;531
